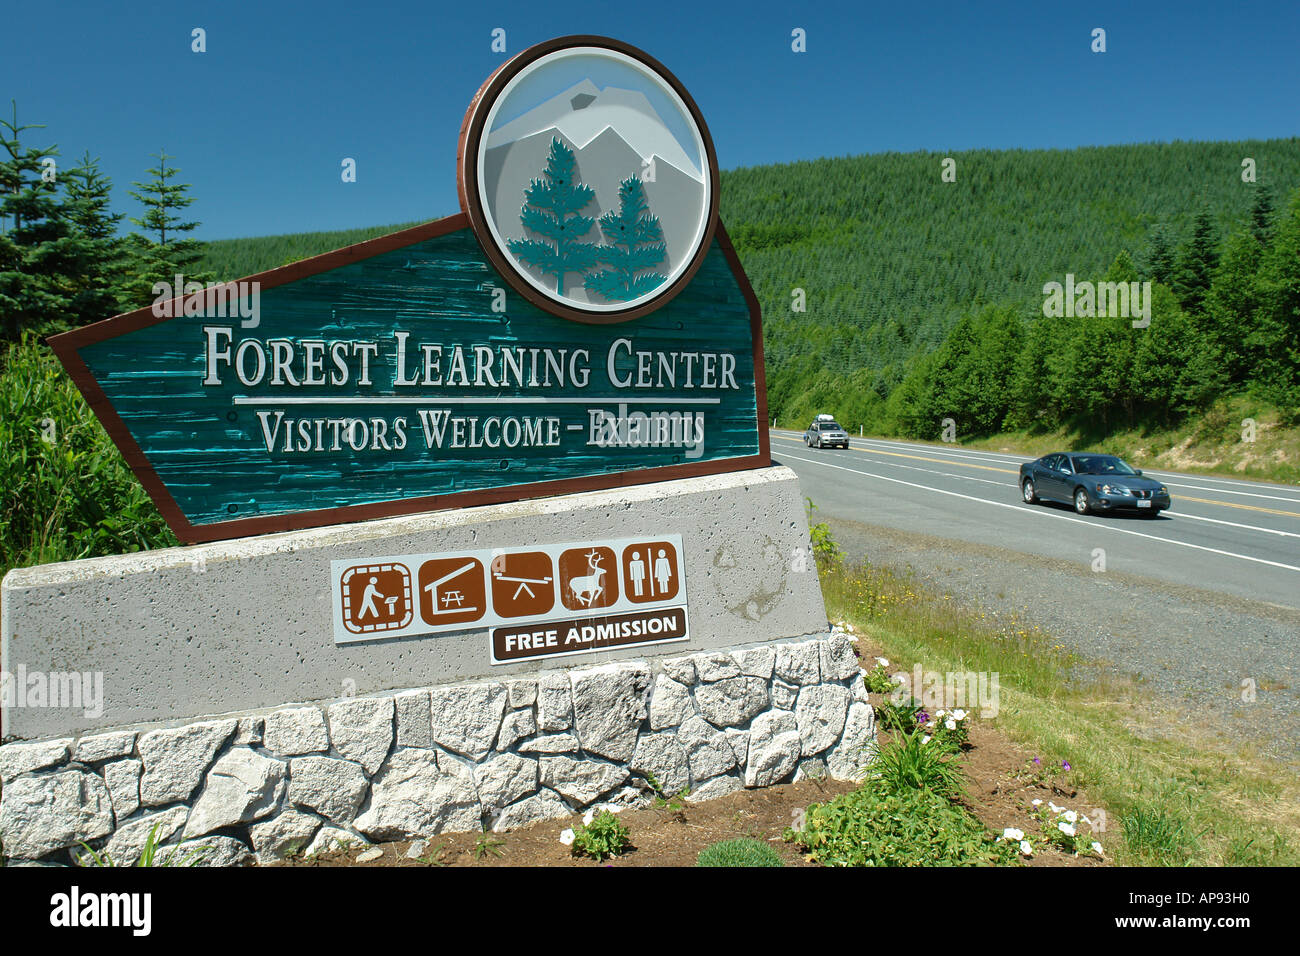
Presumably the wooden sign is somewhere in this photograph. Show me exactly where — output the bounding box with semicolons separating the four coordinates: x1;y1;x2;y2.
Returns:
48;37;768;544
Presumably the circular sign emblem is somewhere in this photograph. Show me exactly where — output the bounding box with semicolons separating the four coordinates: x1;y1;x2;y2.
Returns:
458;36;719;324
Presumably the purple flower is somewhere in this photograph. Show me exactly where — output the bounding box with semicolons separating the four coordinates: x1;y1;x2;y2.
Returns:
1033;757;1041;766
1062;761;1071;771
916;711;930;725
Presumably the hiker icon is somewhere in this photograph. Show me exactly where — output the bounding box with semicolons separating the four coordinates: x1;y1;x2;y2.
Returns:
622;541;680;603
339;563;412;634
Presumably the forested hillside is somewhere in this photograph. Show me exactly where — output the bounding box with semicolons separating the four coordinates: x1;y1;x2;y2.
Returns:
195;137;1300;441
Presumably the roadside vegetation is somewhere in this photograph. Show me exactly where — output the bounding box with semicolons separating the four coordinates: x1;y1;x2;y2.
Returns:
818;552;1300;866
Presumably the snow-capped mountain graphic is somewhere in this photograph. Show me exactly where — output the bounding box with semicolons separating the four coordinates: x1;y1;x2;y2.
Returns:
482;80;708;306
486;79;704;182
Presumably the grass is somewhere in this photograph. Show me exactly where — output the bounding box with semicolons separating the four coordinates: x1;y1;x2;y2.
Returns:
0;336;177;579
821;560;1300;866
696;838;784;868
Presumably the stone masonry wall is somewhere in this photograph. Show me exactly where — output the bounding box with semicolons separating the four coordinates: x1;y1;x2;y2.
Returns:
0;633;874;866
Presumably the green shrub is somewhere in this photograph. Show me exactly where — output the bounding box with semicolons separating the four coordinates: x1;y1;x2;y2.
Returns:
696;838;784;868
868;727;967;799
570;811;631;863
788;785;1019;867
0;336;176;577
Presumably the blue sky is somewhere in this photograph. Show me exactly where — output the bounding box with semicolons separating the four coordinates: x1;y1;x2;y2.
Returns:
5;0;1297;240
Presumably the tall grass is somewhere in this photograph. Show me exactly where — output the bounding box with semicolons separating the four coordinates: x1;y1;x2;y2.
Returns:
0;337;176;578
823;559;1300;866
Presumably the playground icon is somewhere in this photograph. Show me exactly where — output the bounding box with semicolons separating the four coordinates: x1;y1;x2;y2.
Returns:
339;563;414;634
490;551;556;617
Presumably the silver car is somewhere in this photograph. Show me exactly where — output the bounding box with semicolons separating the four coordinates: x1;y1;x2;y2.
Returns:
804;418;849;449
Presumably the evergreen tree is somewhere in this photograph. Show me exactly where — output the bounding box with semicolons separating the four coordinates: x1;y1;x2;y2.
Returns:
1249;188;1300;419
585;176;667;301
1249;185;1276;245
1204;229;1263;383
1172;207;1219;314
507;138;599;296
59;151;125;324
123;150;204;309
0;102;74;338
1144;226;1176;286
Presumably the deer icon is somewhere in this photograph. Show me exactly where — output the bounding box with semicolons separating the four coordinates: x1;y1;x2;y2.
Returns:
568;550;607;607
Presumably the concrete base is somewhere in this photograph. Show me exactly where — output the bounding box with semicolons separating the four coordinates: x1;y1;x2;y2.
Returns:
3;465;826;741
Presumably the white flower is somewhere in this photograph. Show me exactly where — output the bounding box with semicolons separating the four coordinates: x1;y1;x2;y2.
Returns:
582;808;596;826
922;735;931;745
953;709;967;721
1002;827;1024;841
1049;802;1063;814
846;624;855;633
935;709;946;719
846;635;859;643
1091;841;1104;856
945;718;957;731
559;828;575;846
876;657;889;667
1031;799;1042;807
1019;840;1034;856
1057;821;1076;837
1063;810;1078;824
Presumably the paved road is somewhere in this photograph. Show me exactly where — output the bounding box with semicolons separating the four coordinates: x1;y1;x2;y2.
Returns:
770;430;1300;761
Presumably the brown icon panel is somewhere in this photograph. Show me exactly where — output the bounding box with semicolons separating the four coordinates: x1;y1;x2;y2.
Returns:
340;563;413;634
489;551;555;618
558;546;619;612
621;541;680;603
418;557;487;626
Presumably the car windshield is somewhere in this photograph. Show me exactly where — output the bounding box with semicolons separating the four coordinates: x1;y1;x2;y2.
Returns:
820;421;843;430
1071;455;1137;476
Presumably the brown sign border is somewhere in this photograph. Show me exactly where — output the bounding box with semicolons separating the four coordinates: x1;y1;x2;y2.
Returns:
456;35;721;326
46;214;771;544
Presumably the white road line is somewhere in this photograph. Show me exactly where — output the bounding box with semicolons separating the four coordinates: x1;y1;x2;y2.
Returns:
812;446;1299;536
778;432;1300;501
775;448;1300;573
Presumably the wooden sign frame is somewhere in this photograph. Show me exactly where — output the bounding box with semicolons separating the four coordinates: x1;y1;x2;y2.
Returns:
47;215;771;544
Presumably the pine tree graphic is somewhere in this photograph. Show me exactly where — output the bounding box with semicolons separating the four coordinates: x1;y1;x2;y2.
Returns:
507;138;600;295
584;176;668;302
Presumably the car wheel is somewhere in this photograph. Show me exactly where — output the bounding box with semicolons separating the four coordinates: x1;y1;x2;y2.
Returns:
1074;488;1091;515
1022;479;1038;504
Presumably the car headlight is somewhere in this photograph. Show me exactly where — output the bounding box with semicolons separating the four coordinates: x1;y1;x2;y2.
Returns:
1158;486;1167;495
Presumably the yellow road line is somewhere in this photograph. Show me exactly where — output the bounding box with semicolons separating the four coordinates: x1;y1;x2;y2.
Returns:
1175;495;1300;518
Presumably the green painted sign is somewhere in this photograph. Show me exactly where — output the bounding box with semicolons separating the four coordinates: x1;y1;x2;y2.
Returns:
51;218;767;542
49;37;768;543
